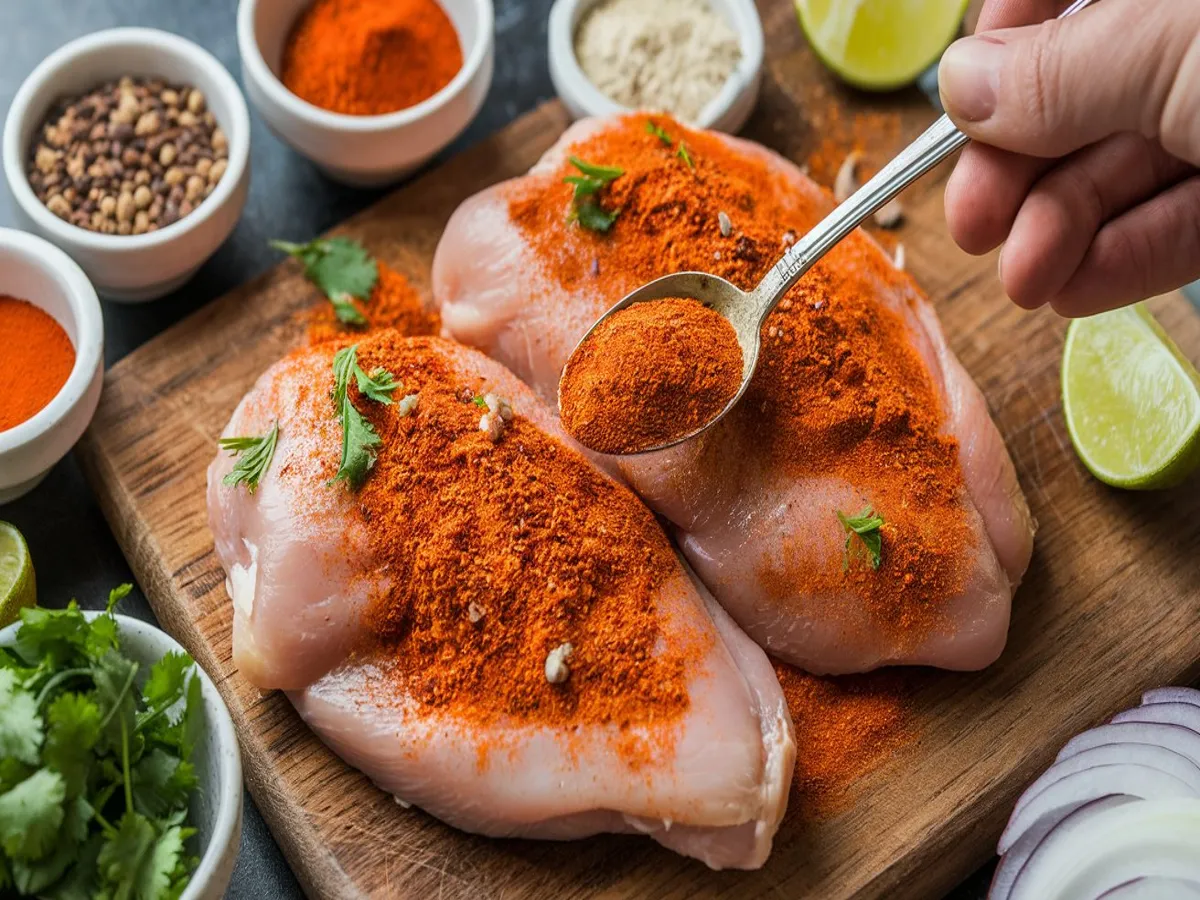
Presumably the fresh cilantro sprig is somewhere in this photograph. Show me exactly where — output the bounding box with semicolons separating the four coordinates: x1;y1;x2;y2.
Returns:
331;344;398;489
564;156;623;233
219;421;279;493
270;236;379;326
0;584;203;899
676;142;695;170
838;507;885;571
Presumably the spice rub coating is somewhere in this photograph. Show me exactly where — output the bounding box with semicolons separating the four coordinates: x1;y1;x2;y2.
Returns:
559;297;743;454
208;332;795;869
433;114;1034;674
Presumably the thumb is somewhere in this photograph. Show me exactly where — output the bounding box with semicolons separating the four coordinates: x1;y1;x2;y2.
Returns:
938;2;1200;166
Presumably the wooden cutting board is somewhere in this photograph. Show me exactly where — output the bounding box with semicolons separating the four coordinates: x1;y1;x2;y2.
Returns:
74;1;1200;898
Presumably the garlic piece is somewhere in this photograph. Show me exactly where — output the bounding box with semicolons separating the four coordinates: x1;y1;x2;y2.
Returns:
835;150;904;229
397;393;420;417
544;642;574;684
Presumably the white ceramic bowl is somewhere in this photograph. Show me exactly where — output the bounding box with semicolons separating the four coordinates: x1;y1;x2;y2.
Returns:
0;228;103;505
238;0;495;186
548;0;764;133
2;28;251;303
0;612;243;900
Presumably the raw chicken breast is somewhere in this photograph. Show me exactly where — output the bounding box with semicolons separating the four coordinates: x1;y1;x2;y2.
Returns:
432;115;1034;674
207;334;794;870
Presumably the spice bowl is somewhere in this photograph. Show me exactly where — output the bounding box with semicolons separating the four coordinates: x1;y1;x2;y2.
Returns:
547;0;764;132
0;612;244;899
237;0;494;186
2;28;251;303
0;228;103;505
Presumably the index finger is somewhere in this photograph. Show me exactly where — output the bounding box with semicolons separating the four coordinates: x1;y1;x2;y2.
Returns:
975;0;1071;31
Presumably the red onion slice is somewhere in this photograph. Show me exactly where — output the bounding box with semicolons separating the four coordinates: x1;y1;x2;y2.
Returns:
998;765;1199;854
1057;723;1200;768
990;798;1133;900
1142;687;1200;709
1012;744;1200;820
1096;878;1200;899
1008;798;1200;899
1113;703;1200;734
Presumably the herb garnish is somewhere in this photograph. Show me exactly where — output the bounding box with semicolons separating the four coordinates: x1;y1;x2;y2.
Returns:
0;585;203;899
645;120;673;145
838;507;885;570
331;344;397;489
676;142;695;170
471;395;489;409
270;237;379;326
564;156;623;233
218;421;279;493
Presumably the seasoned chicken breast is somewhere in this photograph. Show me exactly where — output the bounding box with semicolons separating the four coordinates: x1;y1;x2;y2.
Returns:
207;334;794;870
432;115;1034;674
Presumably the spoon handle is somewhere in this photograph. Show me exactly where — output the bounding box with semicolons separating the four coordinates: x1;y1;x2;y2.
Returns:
748;0;1101;321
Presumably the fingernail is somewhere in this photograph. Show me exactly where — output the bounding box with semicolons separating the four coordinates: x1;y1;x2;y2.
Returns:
939;36;1006;122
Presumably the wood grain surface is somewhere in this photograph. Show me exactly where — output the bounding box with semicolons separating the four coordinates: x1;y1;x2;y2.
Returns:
75;1;1200;897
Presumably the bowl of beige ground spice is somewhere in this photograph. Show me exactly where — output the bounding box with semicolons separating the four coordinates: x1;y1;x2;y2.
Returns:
548;0;763;132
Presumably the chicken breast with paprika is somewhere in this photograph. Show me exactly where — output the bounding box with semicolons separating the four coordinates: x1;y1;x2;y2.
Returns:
206;333;794;870
431;114;1035;675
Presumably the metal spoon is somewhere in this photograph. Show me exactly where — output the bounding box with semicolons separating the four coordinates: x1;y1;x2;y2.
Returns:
559;0;1100;455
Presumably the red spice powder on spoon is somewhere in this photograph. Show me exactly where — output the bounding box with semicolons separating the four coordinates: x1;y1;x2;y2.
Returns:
559;296;743;454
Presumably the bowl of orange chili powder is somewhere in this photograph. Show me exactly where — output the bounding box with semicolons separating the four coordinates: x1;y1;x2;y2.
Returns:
237;0;494;186
0;228;103;504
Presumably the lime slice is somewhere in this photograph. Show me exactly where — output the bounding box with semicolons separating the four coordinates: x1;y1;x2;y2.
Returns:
796;0;970;91
1062;304;1200;490
0;521;36;628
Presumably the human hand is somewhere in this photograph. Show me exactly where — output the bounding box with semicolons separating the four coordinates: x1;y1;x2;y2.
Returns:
938;0;1200;316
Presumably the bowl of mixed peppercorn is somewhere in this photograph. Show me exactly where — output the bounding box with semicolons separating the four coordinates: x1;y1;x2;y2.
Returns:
2;28;251;302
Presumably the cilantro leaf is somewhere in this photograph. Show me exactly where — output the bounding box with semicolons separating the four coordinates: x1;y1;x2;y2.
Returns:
10;797;90;894
271;236;379;320
220;421;280;493
132;750;197;819
676;142;694;169
39;833;101;900
331;345;397;489
86;612;119;659
107;584;133;610
645;120;673;145
141;652;193;716
92;650;138;755
837;506;885;570
564;157;623;233
44;693;102;796
355;366;398;405
12;603;89;668
575;202;621;233
0;768;65;860
0;669;42;765
145;825;187;900
97;811;156;898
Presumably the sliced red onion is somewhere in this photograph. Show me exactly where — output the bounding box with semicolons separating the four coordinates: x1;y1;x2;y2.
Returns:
1142;687;1200;709
990;798;1133;900
1008;798;1200;899
1012;744;1200;820
998;765;1199;854
1057;723;1200;768
1113;703;1200;734
1096;877;1200;898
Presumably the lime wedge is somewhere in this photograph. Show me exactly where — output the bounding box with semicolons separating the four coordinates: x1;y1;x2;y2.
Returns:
795;0;969;91
1062;304;1200;490
0;521;36;628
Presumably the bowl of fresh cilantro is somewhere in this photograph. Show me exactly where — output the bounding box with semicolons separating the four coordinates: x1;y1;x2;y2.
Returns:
0;584;242;899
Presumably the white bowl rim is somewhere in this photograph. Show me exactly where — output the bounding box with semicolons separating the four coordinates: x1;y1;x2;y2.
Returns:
237;0;495;133
0;611;243;900
1;27;251;254
0;228;102;455
547;0;765;130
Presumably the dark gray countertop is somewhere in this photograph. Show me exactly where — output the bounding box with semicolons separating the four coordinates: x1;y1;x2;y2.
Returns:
0;1;1043;897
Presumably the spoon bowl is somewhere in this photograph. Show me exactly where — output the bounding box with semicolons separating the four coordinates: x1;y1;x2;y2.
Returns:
559;270;760;454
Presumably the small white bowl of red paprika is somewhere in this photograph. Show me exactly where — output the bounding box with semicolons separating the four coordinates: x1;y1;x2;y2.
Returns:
237;0;494;186
0;228;104;505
